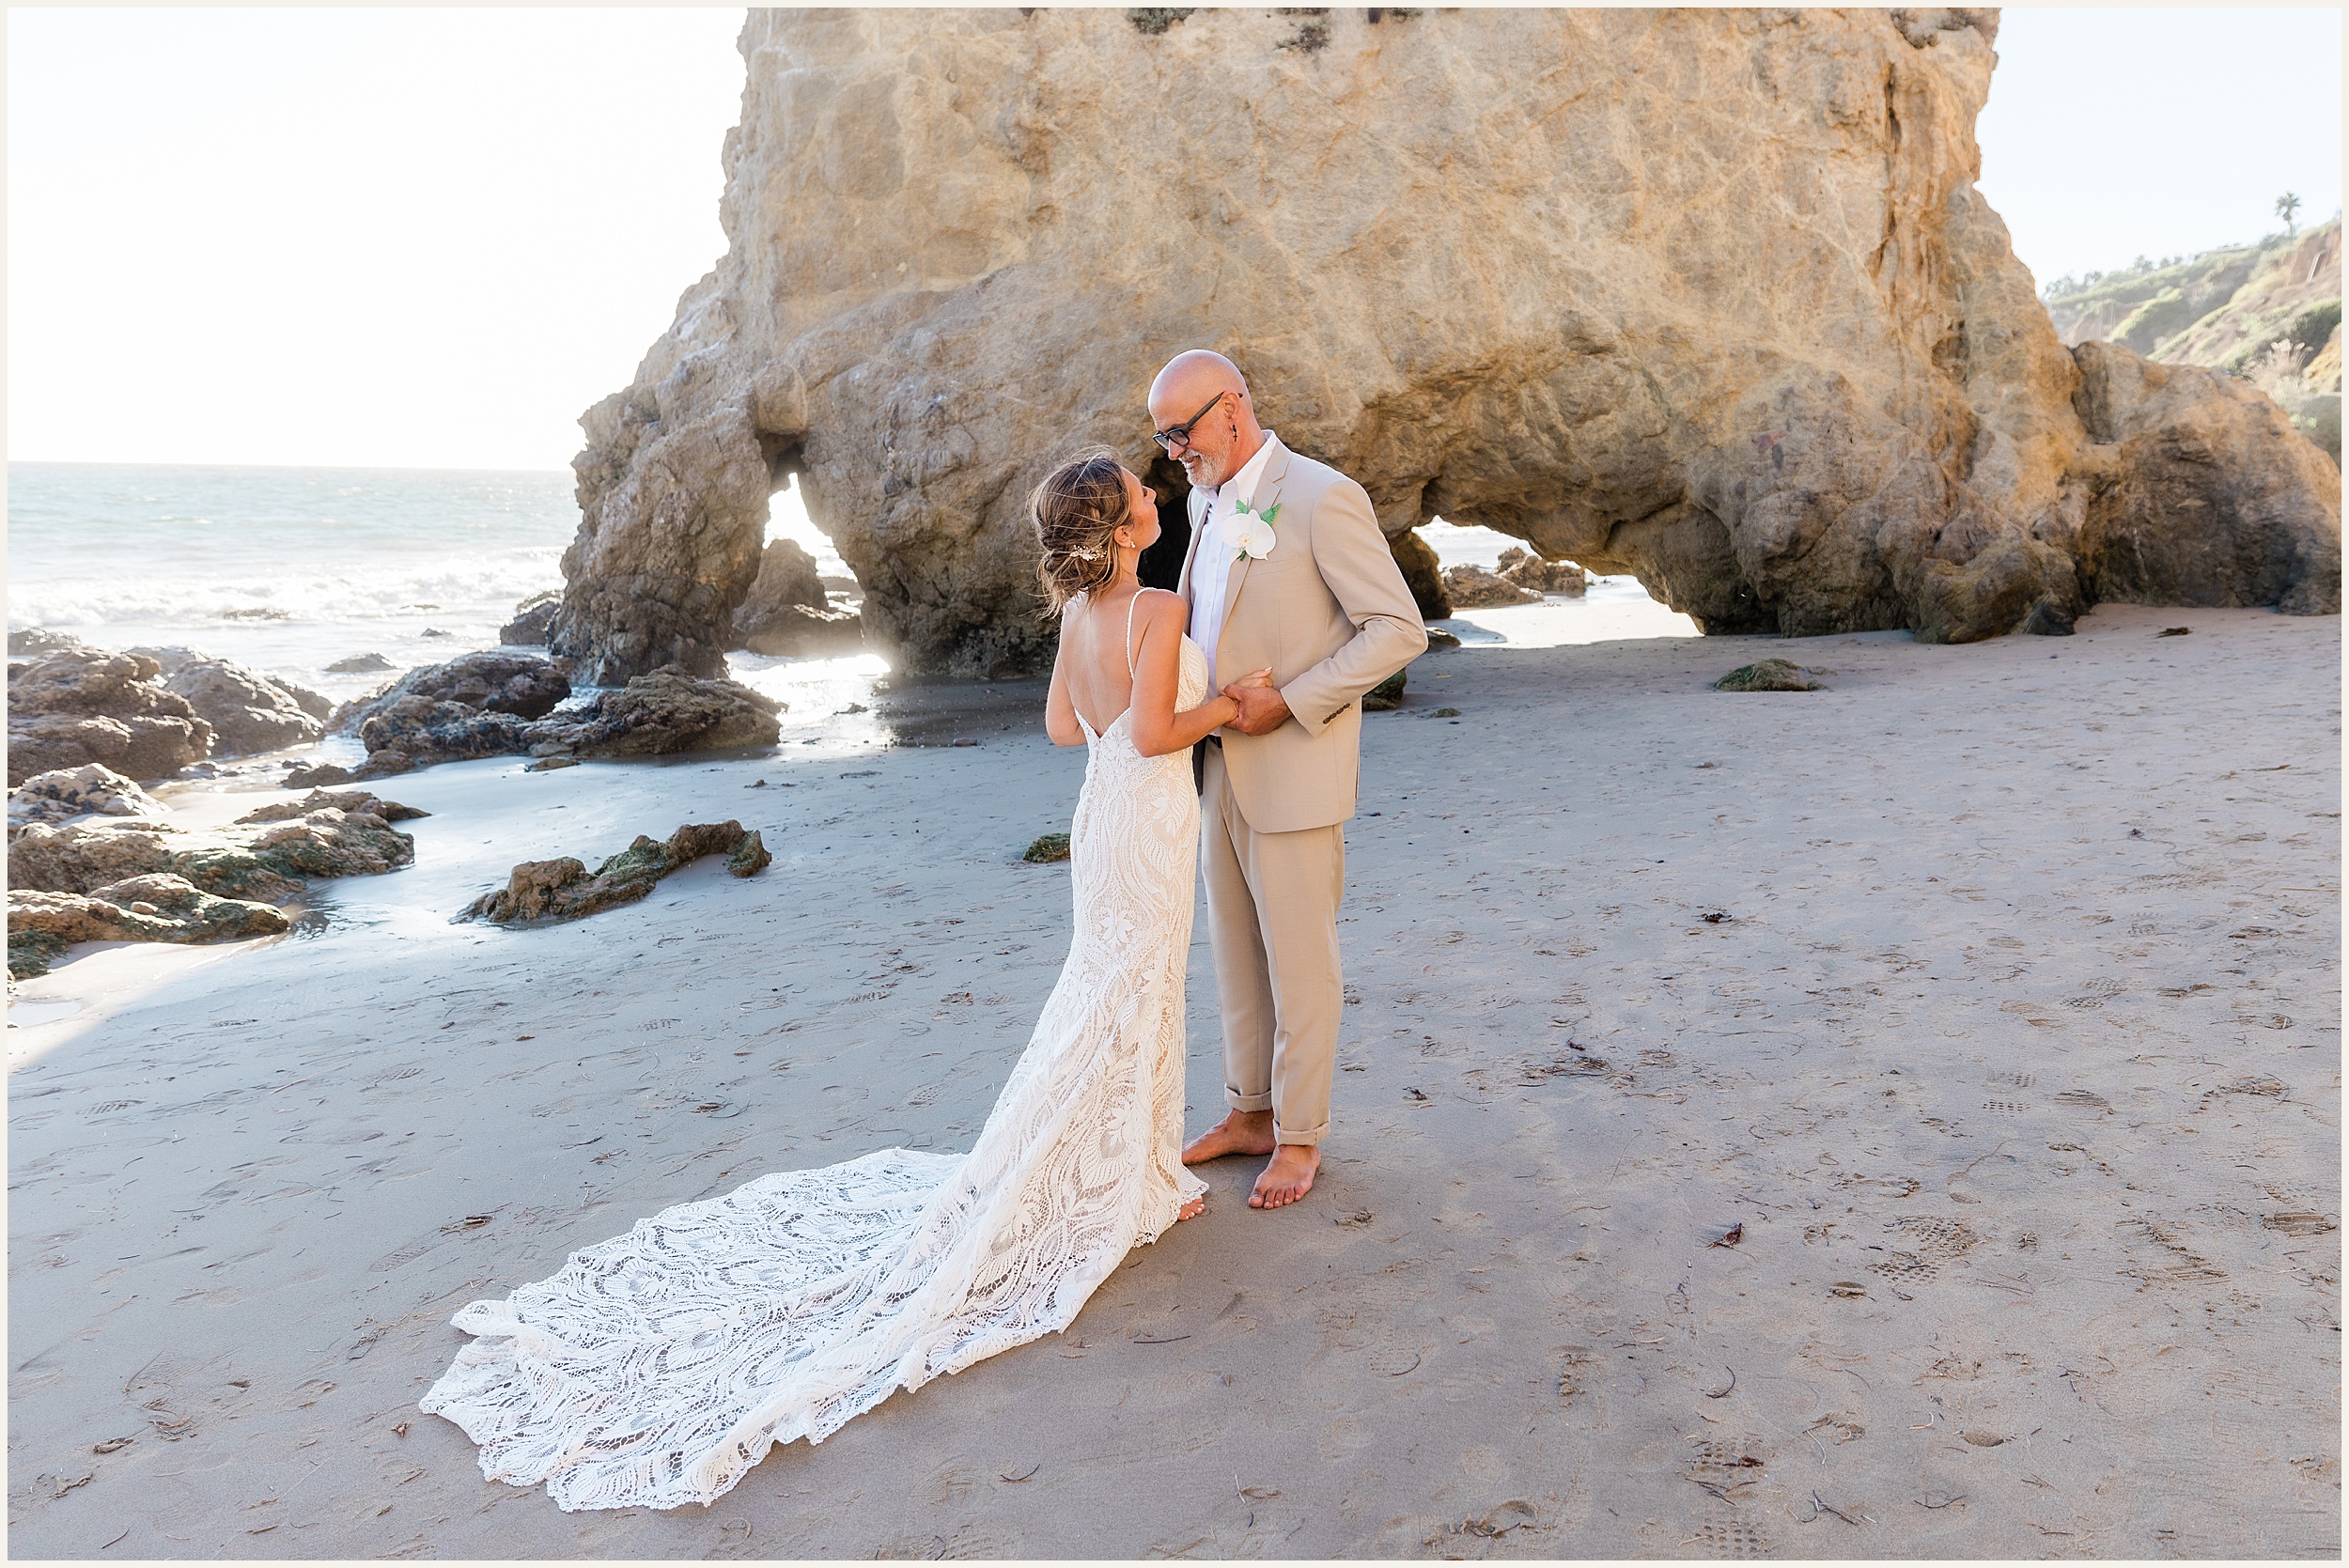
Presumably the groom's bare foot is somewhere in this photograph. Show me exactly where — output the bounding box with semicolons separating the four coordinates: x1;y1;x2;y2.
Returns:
1250;1144;1320;1209
1182;1110;1277;1165
1176;1196;1206;1222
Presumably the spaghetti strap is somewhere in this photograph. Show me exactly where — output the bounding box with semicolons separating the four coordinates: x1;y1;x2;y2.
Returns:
1124;590;1144;676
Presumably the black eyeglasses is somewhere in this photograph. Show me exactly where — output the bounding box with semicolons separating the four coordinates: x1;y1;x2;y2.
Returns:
1152;390;1229;453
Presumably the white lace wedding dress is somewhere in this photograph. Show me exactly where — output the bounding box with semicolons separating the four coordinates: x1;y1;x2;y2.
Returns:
421;613;1212;1513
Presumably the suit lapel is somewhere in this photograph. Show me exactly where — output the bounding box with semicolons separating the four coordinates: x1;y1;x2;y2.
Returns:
1217;435;1291;631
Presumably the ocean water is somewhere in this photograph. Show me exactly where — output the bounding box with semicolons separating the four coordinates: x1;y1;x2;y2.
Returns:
5;464;1690;710
7;463;583;701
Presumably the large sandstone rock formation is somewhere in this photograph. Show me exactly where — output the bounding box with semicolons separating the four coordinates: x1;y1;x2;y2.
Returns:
547;7;2341;680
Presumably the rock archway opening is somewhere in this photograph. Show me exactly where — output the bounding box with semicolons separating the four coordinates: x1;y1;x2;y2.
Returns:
727;437;871;660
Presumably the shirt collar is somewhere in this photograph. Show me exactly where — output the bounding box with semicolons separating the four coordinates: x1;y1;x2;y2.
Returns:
1212;429;1278;508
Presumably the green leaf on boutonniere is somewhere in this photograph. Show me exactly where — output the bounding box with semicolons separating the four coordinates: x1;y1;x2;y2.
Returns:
1259;502;1281;525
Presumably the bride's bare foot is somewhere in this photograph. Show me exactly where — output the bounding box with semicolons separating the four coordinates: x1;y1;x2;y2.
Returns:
1182;1109;1277;1165
1250;1144;1320;1209
1176;1195;1206;1222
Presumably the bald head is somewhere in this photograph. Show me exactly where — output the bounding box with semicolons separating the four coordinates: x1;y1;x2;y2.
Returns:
1150;349;1249;411
1148;349;1267;490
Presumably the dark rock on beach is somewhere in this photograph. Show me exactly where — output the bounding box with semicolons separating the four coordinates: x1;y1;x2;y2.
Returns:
459;821;771;924
300;656;781;781
1022;832;1072;863
161;657;327;755
528;666;783;758
7;649;215;785
1441;563;1542;609
501;591;564;646
1496;547;1589;596
325;652;397;674
331;650;573;734
354;699;537;778
730;540;866;657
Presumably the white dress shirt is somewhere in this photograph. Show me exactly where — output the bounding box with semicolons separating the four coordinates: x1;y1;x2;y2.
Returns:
1186;429;1278;691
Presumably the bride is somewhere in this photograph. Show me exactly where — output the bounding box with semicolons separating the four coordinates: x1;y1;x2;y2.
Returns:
421;449;1262;1512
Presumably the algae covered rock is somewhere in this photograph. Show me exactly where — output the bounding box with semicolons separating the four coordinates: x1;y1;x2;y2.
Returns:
8;874;290;979
1022;832;1072;863
459;821;771;924
8;795;423;901
1361;669;1407;712
1714;658;1828;692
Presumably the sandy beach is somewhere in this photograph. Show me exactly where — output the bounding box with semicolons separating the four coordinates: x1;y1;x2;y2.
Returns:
7;602;2339;1558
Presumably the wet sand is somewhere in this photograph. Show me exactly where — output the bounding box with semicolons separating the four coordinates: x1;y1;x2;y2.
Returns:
7;601;2340;1558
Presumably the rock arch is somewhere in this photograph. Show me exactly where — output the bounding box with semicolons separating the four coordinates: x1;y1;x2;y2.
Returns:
549;7;2339;685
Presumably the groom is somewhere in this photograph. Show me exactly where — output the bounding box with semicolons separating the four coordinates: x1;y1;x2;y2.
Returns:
1150;350;1428;1209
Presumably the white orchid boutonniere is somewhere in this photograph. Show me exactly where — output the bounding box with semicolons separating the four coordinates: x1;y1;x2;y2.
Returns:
1225;493;1282;564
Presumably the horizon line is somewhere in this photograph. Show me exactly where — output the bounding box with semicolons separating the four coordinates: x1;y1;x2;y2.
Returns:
8;458;579;478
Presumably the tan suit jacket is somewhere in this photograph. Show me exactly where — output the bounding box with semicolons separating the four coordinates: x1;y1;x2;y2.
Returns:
1180;436;1428;833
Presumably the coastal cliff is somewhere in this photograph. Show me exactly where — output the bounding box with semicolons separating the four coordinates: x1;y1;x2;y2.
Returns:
550;8;2341;680
2043;220;2342;458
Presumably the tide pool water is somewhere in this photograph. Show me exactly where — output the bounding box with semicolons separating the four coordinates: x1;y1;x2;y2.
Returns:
5;465;1691;707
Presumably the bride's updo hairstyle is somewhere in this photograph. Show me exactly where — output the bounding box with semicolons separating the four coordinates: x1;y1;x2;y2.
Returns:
1031;448;1132;616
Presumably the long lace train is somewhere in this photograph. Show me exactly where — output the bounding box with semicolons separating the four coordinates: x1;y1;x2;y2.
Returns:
421;629;1213;1512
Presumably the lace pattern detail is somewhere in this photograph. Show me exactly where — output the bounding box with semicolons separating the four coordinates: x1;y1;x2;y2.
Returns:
420;636;1214;1512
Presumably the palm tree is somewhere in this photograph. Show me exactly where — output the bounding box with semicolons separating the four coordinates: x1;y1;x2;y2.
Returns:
2277;192;2302;236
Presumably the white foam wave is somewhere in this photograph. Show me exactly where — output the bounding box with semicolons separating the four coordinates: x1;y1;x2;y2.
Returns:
7;551;564;630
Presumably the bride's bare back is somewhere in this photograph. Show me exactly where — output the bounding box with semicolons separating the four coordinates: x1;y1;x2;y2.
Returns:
1059;584;1148;737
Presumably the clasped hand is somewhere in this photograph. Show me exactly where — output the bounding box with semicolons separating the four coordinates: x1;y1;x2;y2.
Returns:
1220;668;1289;736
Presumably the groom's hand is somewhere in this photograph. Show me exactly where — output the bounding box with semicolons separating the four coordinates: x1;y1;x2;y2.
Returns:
1222;681;1291;736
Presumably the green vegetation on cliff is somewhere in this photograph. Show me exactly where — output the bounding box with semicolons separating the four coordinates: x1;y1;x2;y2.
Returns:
2042;219;2341;458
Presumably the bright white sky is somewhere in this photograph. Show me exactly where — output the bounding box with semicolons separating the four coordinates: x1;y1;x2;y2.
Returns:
8;6;2342;472
1978;8;2342;287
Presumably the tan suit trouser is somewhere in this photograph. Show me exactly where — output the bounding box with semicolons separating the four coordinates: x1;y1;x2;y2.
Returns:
1200;743;1344;1145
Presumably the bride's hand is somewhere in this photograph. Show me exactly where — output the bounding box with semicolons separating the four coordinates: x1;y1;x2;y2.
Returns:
1226;667;1274;691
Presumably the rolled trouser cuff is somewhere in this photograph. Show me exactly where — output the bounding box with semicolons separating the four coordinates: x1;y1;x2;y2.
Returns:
1226;1088;1275;1112
1273;1118;1327;1146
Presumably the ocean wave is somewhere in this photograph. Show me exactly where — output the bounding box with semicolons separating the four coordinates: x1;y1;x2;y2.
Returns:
7;552;564;631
